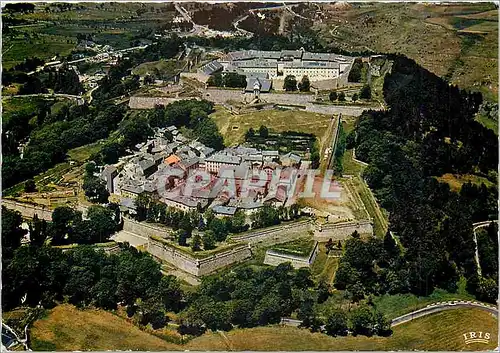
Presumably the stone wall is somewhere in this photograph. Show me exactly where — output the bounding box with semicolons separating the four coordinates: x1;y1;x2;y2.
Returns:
231;220;312;246
129;96;199;109
314;220;373;241
123;217;173;239
147;238;252;277
2;199;53;221
264;241;319;268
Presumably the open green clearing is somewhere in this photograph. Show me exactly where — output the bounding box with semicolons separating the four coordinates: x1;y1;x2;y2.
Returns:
310;243;339;284
271;238;315;257
373;276;476;319
210;107;332;147
132;59;184;77
436;173;495;192
30;304;497;351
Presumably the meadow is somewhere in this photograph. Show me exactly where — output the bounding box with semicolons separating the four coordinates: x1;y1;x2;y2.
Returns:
30;304;498;351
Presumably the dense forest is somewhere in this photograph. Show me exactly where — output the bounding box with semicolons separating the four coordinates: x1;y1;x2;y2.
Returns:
2;206;390;338
347;55;498;302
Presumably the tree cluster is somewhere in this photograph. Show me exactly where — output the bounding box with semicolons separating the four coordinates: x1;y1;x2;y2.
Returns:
3;103;126;189
323;305;391;337
2;212;182;330
284;75;298;92
146;99;224;150
207;72;247;88
179;264;321;334
351;55;498;301
348;58;363;83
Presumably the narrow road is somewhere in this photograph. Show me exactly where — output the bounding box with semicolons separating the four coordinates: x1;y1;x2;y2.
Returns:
280;300;498;329
472;220;498;276
391;300;498;327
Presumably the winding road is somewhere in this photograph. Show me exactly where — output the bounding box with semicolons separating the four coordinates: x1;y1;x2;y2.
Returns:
280;300;498;329
472;220;498;276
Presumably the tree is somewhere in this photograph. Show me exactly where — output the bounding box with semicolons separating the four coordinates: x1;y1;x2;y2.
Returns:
191;233;202;252
298;75;310;92
383;231;399;260
209;218;228;242
349;304;374;336
51;206;80;244
348;58;362;82
231;210;247;233
284;75;297;91
202;230;216;250
177;230;188;246
28;215;48;247
252;292;282;325
207;73;223;87
259;125;269;138
86;205;116;243
316;281;330;303
223;72;247;88
359;85;371;99
374;310;392;336
100;142;126;164
121;117;153;148
338;92;346;102
134;193;152;222
2;207;27;261
352;93;358;102
83;176;109;203
325;309;348;336
245;128;255;140
24;179;37;193
329;91;338;102
475;276;498;303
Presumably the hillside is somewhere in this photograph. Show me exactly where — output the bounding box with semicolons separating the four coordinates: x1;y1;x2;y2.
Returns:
315;3;498;102
30;304;498;351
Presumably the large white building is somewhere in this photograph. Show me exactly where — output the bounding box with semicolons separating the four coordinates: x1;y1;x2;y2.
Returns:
215;49;353;82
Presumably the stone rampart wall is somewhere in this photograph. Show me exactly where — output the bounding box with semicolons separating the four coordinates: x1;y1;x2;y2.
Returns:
123;218;173;239
2;199;53;221
231;220;312;246
314;220;373;241
147;238;251;277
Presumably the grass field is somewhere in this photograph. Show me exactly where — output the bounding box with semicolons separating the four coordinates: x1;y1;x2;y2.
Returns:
310;243;339;284
30;304;182;351
67;141;104;163
30;304;497;351
436;173;495;192
373;276;476;319
218;309;497;351
210;107;333;147
271;238;315;257
132;59;184;77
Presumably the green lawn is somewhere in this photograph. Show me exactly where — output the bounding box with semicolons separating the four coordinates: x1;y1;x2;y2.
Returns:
132;59;184;77
271;238;315;257
310;244;339;284
210;107;332;147
205;309;498;351
67;141;104;163
373;277;476;319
